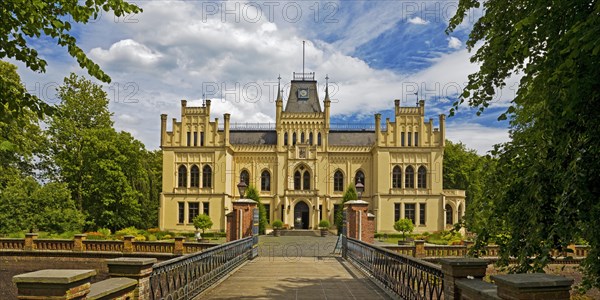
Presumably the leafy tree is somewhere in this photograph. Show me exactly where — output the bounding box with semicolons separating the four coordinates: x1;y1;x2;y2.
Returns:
192;214;213;235
335;183;357;234
394;219;414;241
244;184;267;234
448;0;600;288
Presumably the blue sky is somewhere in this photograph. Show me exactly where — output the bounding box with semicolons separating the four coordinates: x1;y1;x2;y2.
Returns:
11;0;512;154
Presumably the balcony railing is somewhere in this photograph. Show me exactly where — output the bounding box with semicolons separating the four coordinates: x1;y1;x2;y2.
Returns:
218;122;387;131
293;72;315;80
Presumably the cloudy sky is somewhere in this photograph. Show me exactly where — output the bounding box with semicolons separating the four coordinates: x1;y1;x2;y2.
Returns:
12;0;513;154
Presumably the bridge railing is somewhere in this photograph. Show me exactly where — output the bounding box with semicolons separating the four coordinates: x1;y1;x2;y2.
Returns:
148;235;254;300
343;236;444;299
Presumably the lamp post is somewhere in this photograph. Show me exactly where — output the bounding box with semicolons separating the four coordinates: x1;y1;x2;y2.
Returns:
355;178;364;200
237;181;247;199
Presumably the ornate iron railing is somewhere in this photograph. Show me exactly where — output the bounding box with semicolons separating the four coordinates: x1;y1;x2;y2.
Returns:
293;72;315;80
217;122;387;131
148;236;254;300
344;236;444;299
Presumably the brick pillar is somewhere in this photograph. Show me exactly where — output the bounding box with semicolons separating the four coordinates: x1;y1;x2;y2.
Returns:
73;234;86;252
13;269;96;299
24;233;38;251
492;274;573;300
107;257;157;300
438;258;488;300
344;200;374;243
227;199;257;242
123;235;135;253
173;236;185;255
414;240;425;258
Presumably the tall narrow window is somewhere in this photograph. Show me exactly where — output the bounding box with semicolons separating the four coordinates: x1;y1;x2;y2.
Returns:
178;165;187;188
187;132;191;146
445;204;453;225
190;165;200;187
317;133;322;146
240;170;250;185
355;170;365;185
419;203;426;225
334;170;344;192
405;203;416;225
392;166;401;188
261;170;271;191
200;132;205;146
418;166;427;188
394;203;401;221
309;133;313;145
301;132;305;143
178;202;185;224
203;202;209;215
284;133;288;145
405;166;415;188
193;132;198;146
293;132;297;145
294;171;301;190
414;132;419;146
408;132;412;146
401;132;405;146
203;165;212;188
319;204;322;221
303;171;310;190
188;202;199;223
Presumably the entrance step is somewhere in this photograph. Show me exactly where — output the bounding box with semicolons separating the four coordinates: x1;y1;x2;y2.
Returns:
277;230;320;237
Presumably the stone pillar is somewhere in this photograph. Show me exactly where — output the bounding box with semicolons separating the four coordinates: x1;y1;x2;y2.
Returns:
227;199;257;242
123;235;135;253
13;269;96;299
73;234;86;252
439;258;488;300
344;200;374;243
24;233;38;251
492;274;573;300
173;236;185;255
107;257;157;300
414;240;425;258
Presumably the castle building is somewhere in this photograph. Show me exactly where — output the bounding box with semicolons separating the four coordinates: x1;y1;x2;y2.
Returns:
159;73;465;233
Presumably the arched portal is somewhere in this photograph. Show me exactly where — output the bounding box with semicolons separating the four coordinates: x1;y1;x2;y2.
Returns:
293;201;310;229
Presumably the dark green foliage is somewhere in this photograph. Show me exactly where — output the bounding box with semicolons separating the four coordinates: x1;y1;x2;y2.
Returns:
271;220;283;229
448;0;600;289
245;184;267;234
335;183;357;234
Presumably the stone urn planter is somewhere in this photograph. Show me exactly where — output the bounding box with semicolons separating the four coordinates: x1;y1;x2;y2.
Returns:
272;220;283;237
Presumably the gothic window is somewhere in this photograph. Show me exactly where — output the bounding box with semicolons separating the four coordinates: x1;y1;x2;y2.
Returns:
355;170;365;185
309;132;313;145
294;171;301;190
178;165;187;187
445;204;453;225
293;132;297;145
284;133;288;145
261;170;271;191
240;170;250;185
303;171;310;190
405;166;415;188
301;132;305;143
190;165;200;187
203;165;212;188
317;133;322;146
418;166;427;188
334;170;344;192
392;165;401;188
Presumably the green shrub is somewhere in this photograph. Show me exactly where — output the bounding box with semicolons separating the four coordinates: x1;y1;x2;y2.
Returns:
272;220;283;229
163;234;172;240
98;228;111;237
85;232;106;240
192;214;213;234
115;226;140;237
319;220;330;228
393;219;415;241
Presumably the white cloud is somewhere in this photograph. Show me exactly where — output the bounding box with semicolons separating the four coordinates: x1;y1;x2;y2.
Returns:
447;37;462;49
408;17;429;25
446;122;510;154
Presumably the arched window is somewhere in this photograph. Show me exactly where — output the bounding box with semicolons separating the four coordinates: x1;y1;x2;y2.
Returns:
405;166;415;188
317;133;322;146
240;170;249;185
203;165;212;188
284;133;288;145
178;165;187;188
445;204;453;225
293;132;297;145
392;166;401;188
309;132;313;145
261;170;271;191
301;132;305;143
190;165;200;187
457;204;463;219
303;171;310;190
418;166;427;188
334;170;344;192
294;171;301;190
355;170;365;185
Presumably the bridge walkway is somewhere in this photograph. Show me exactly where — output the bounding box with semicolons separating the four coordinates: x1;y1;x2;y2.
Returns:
201;235;391;299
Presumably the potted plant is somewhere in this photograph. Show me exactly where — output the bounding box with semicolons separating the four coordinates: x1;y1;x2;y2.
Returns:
394;218;414;245
318;220;330;237
272;220;283;237
193;214;213;243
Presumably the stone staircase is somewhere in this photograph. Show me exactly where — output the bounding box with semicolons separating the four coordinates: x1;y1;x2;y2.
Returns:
277;230;321;237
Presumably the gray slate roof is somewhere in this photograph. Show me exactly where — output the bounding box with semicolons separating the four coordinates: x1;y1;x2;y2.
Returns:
230;131;277;144
328;131;375;146
284;80;322;113
229;130;375;146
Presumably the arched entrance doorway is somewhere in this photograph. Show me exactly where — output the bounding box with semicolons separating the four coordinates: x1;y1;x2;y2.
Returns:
293;201;309;229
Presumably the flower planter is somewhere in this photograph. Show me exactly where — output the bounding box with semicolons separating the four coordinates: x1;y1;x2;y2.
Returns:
320;229;328;237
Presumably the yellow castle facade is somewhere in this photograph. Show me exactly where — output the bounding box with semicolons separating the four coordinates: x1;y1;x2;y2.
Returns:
159;73;465;233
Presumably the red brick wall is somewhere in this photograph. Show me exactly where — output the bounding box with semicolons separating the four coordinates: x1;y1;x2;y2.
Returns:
344;203;375;244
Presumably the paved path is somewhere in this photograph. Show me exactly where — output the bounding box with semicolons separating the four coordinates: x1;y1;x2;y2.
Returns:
202;235;391;299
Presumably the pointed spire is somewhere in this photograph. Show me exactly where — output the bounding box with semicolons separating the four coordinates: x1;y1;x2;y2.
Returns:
276;74;282;101
324;74;330;102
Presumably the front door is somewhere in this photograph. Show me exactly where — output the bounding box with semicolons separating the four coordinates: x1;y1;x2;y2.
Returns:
294;201;309;229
